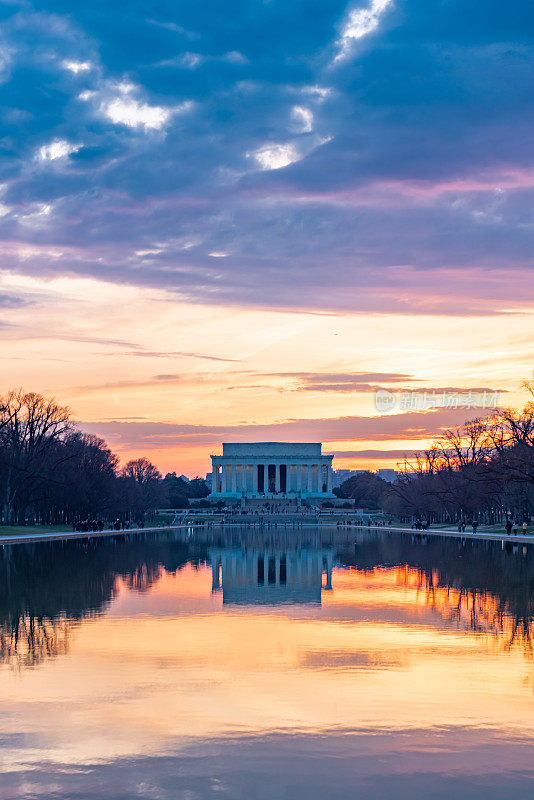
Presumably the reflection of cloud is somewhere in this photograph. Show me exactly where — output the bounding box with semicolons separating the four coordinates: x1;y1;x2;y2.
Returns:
300;648;405;670
4;728;534;798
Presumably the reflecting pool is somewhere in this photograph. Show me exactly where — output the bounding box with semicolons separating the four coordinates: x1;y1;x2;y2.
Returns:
1;527;534;798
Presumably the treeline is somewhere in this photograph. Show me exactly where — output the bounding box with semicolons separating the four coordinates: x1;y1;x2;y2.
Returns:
388;386;534;524
332;386;534;525
0;389;209;527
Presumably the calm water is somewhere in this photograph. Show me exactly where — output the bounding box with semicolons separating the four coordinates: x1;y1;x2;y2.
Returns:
1;527;534;799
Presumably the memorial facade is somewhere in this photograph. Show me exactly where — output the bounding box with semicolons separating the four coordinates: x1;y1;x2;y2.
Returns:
210;442;334;501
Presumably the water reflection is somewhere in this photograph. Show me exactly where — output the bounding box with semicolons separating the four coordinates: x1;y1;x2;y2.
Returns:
342;533;534;654
0;531;206;669
2;528;534;799
2;529;534;662
210;545;333;604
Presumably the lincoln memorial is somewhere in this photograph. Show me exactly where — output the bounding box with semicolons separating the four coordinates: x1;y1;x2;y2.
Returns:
210;442;334;501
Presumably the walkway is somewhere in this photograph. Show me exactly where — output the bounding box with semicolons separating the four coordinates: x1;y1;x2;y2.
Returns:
0;525;190;546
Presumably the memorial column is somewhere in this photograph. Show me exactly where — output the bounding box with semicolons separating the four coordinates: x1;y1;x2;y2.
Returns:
253;463;258;493
231;464;237;493
211;463;218;494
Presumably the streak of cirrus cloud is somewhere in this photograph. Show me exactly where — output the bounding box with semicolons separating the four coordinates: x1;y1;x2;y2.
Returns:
0;0;533;316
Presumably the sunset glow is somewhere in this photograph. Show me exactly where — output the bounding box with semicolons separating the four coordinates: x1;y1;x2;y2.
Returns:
2;0;533;475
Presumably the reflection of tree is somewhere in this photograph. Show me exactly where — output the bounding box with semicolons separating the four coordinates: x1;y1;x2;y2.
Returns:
340;533;534;656
5;527;534;670
123;564;164;593
0;615;73;669
0;533;206;669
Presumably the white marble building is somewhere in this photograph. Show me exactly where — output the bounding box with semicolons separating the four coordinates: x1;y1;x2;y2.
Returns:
210;442;335;501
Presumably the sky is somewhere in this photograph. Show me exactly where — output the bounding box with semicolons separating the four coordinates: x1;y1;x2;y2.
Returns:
1;0;534;476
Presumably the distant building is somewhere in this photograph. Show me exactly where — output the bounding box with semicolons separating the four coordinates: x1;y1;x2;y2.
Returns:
179;474;190;483
377;469;399;483
332;469;366;488
210;442;334;501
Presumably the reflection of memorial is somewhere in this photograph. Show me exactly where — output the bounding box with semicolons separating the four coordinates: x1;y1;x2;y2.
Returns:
210;547;333;605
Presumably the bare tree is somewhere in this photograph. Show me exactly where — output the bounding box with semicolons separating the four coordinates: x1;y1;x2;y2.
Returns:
0;390;72;524
120;457;163;520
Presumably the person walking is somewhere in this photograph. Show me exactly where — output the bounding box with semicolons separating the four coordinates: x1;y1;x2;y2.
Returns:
472;519;478;535
523;521;528;536
505;519;512;536
513;520;519;535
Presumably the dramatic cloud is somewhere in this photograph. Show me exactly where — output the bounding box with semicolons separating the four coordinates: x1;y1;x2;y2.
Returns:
1;0;533;474
0;0;532;315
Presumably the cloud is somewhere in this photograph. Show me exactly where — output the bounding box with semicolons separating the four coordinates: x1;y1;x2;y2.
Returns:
332;448;417;459
101;95;172;130
158;50;248;69
77;81;188;132
106;349;238;363
273;371;415;392
0;0;533;318
36;139;80;162
273;373;507;394
291;105;314;133
8;330;238;362
0;293;30;308
61;59;92;73
335;0;395;62
79;407;496;451
249;143;301;171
